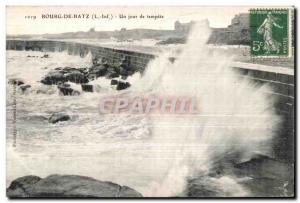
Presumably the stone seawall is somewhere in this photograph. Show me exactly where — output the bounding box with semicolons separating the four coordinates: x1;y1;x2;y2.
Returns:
6;40;155;72
6;39;295;162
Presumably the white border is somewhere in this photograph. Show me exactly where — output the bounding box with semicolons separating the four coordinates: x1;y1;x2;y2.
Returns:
0;1;299;203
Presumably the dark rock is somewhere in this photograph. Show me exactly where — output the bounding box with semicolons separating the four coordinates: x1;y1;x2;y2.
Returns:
65;71;88;84
81;84;93;92
48;113;70;124
78;67;89;74
58;84;80;96
121;75;128;80
185;154;294;197
41;71;66;85
119;67;129;76
41;67;89;85
106;71;119;79
185;177;223;197
111;79;118;85
88;65;107;78
116;81;131;90
57;82;70;87
8;78;25;86
7;175;42;198
41;54;49;58
19;84;31;92
7;174;142;198
233;154;294;197
234;154;293;180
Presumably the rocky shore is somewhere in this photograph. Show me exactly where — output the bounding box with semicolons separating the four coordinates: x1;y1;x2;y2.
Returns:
7;174;143;198
7;154;294;198
8;54;134;99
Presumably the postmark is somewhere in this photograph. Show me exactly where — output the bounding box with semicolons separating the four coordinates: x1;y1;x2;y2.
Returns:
250;9;290;57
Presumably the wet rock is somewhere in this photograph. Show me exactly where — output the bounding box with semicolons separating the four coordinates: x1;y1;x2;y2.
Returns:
8;78;25;86
48;113;70;124
19;84;31;92
41;71;66;85
186;154;294;197
7;174;143;198
116;81;131;90
119;67;129;76
78;67;89;75
41;54;49;58
7;175;42;198
111;79;118;85
121;75;128;80
81;84;93;92
58;83;80;96
65;71;88;84
185;177;223;197
233;154;294;197
88;65;108;78
106;71;119;79
41;67;89;85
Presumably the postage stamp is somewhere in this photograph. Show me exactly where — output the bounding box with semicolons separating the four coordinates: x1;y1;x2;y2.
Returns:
250;9;290;57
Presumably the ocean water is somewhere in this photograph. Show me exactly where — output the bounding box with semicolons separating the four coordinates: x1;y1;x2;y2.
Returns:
6;24;280;197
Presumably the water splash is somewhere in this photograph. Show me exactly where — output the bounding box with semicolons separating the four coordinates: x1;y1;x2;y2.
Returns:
135;22;280;196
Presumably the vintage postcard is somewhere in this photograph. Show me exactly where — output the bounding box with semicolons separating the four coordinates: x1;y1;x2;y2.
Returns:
6;6;295;198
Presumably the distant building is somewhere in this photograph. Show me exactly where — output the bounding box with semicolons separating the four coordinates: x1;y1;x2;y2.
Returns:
227;13;249;34
174;19;209;33
174;20;192;33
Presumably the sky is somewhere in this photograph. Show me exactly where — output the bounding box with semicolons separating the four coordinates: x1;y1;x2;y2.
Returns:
6;6;253;35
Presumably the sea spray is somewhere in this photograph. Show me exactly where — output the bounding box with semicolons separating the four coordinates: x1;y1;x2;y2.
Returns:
133;22;280;196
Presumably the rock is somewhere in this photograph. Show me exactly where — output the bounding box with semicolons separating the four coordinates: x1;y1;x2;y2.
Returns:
233;154;294;197
48;113;70;124
65;71;88;84
19;84;31;92
119;67;129;76
184;154;294;197
78;67;89;75
41;71;66;85
57;82;70;87
8;78;24;86
116;81;131;90
7;174;143;198
88;65;108;78
41;54;49;58
81;84;93;92
111;79;118;85
7;175;42;198
185;177;223;197
106;71;119;79
233;154;293;180
121;75;128;80
41;67;89;85
58;84;80;96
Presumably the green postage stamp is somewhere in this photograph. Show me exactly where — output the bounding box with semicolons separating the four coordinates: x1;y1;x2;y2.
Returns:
250;9;290;57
